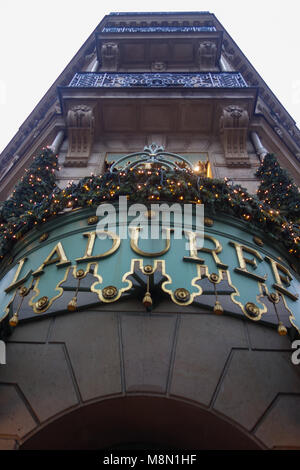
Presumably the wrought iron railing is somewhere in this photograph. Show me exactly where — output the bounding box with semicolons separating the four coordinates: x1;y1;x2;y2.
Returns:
68;72;248;89
102;26;216;33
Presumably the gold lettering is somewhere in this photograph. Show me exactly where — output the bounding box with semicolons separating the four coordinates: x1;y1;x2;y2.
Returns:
5;257;32;293
32;242;71;276
76;231;120;263
130;227;172;257
184;232;228;269
229;241;267;283
265;256;299;301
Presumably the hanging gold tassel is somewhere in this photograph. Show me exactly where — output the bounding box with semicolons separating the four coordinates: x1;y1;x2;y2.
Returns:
278;321;287;336
67;271;84;312
9;286;28;327
214;300;224;315
142;272;153;309
67;296;78;312
210;274;223;315
268;293;287;337
143;291;153;308
9;312;19;327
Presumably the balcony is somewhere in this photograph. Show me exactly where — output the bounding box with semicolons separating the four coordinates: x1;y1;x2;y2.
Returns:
58;71;256;140
68;72;248;89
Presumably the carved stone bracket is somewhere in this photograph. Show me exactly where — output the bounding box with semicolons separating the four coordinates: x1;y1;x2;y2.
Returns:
197;40;218;70
220;105;250;167
100;42;119;71
64;105;95;167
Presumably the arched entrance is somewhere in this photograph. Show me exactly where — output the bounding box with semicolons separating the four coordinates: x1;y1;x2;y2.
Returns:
20;396;264;450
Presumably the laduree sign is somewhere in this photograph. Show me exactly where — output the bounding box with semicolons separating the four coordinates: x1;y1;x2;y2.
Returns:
0;206;299;335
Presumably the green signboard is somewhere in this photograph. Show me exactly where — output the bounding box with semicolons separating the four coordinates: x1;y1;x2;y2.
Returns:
0;206;299;337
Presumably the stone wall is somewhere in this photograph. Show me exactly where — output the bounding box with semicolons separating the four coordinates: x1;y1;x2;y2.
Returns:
56;135;261;195
1;299;300;449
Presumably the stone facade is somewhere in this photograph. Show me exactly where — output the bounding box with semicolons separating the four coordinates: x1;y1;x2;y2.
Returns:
0;11;299;450
2;302;300;449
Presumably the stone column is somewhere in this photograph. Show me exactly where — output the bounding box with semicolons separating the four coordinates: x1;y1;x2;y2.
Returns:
91;60;99;72
50;130;65;154
219;55;228;72
251;131;268;160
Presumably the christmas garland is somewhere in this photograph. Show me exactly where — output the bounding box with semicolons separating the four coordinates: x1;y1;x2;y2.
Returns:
0;148;299;262
256;154;300;223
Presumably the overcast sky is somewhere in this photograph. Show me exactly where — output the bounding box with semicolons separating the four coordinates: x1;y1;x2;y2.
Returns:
1;0;300;154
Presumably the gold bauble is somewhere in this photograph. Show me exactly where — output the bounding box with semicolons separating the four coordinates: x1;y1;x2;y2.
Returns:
39;233;49;243
204;218;214;227
87;216;98;225
253;236;264;247
214;300;224;315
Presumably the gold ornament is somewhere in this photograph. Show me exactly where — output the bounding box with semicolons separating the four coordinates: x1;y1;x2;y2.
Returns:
144;265;154;275
67;296;78;312
213;300;224;315
39;233;49;243
76;269;85;279
143;291;153;308
268;293;280;304
18;286;29;297
102;286;118;300
204;217;214;227
209;273;219;283
245;302;260;318
87;216;98;225
174;288;190;303
278;321;287;336
35;296;49;311
253;236;264;247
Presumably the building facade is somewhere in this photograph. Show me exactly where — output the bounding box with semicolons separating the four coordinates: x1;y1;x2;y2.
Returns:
0;12;300;450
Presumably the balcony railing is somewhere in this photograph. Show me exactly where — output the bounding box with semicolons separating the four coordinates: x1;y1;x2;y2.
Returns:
68;72;248;89
102;26;216;33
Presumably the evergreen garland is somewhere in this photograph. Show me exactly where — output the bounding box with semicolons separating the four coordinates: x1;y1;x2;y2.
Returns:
0;148;299;262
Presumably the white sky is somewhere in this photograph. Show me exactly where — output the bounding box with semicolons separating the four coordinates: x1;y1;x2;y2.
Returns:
1;0;300;154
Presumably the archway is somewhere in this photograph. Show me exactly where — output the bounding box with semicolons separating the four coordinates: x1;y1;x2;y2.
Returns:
20;396;264;450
